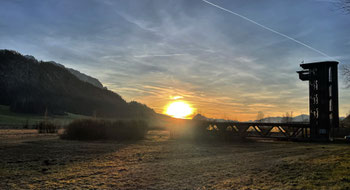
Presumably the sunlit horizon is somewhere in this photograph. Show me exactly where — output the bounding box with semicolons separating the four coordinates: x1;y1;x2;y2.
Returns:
164;101;195;119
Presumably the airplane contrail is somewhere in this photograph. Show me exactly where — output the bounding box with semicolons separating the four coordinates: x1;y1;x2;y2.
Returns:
201;0;339;62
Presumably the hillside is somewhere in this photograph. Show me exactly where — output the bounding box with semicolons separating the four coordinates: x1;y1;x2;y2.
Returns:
0;50;155;118
67;68;104;89
48;60;104;89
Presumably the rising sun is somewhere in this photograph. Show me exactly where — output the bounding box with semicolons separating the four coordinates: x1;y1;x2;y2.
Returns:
165;101;194;119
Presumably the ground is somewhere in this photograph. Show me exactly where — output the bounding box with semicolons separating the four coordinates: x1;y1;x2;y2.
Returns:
0;130;350;190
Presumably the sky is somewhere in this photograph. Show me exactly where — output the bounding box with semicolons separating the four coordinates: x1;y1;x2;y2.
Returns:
1;0;350;121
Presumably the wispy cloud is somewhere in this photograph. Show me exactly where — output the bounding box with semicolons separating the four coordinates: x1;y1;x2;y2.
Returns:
133;53;187;58
201;0;339;62
1;0;349;120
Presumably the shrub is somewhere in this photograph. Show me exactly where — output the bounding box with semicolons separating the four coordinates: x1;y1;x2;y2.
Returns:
23;120;29;129
61;119;148;140
36;122;59;133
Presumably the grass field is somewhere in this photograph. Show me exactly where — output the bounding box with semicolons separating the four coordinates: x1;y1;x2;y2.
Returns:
0;129;349;189
0;105;91;128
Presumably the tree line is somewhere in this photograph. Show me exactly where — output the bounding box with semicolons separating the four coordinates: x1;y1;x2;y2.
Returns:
0;50;155;119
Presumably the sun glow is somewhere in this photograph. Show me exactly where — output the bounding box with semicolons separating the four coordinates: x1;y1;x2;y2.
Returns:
165;101;194;119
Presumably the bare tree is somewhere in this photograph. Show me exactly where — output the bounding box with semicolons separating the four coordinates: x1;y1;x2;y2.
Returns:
337;0;350;85
331;0;350;13
256;111;264;122
340;0;350;13
282;111;293;123
341;65;350;87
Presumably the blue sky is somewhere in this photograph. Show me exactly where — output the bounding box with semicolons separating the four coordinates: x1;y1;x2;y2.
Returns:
1;0;350;120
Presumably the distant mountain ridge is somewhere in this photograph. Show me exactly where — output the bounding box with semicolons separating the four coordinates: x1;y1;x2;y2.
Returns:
192;114;239;122
0;49;155;118
193;113;314;123
25;55;105;89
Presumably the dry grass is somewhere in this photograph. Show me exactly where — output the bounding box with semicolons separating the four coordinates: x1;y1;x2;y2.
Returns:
0;129;349;189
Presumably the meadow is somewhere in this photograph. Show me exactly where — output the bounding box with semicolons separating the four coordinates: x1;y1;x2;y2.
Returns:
1;129;349;189
0;105;91;128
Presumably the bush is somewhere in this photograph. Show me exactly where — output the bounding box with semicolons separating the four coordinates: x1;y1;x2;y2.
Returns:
61;119;148;140
36;122;59;133
23;120;29;129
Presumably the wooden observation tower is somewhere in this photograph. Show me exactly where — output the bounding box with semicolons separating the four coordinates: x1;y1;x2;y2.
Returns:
297;61;339;141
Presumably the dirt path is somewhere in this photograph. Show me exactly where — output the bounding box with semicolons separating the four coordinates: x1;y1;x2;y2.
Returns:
0;130;349;189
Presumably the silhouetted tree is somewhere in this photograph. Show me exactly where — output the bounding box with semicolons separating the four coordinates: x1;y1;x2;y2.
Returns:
340;0;350;13
335;1;350;86
282;111;293;123
256;111;264;122
341;65;350;88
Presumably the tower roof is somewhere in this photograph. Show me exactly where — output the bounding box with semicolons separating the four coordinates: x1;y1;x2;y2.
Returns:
300;61;338;69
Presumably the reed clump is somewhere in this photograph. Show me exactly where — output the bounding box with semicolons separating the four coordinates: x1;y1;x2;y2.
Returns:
61;119;148;140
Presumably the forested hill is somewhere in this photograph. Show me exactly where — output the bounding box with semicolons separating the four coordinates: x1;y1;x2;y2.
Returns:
0;50;155;118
